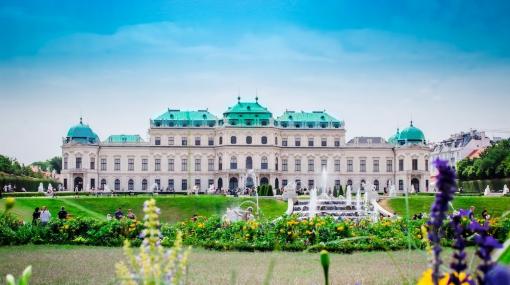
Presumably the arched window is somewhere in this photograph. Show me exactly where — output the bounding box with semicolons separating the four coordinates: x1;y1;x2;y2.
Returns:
230;156;237;169
347;179;353;186
261;156;268;170
230;136;237;144
142;179;148;191
246;136;252;144
374;180;379;191
128;179;134;191
361;179;366;190
261;136;268;144
218;157;223;170
100;179;107;190
246;156;253;169
275;157;279;171
219;137;223;145
114;179;120;191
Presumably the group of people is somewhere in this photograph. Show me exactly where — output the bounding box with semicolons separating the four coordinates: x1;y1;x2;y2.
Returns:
106;208;137;220
32;206;68;225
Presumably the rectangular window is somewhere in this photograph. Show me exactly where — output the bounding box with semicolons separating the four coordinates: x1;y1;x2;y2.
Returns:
168;137;174;145
308;138;314;147
90;178;95;189
334;138;340;147
76;157;82;169
63;178;67;189
64;157;68;170
168;179;174;190
321;159;327;170
90;158;95;170
308;180;314;189
425;159;429;171
195;179;201;188
218;158;222;170
155;137;161;145
168;159;174;171
334;159;341;172
412;159;418;171
155;179;161;189
128;158;134;171
155;159;161;171
399;159;404;171
347;159;353;172
308;159;314;172
295;137;301;147
208;159;214;171
399;179;404;191
100;158;106;171
386;160;393;172
282;159;288;172
181;179;188;190
195;137;201;146
373;159;380;172
195;158;201;172
208;137;214;146
181;159;188;171
321;138;327;147
282;138;288;147
142;158;148;171
295;159;301;172
208;179;214;187
114;158;120;171
181;137;188;146
282;179;288;187
360;159;366;172
335;180;341;188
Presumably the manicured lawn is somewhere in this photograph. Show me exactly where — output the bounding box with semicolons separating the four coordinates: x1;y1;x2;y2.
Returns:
0;245;442;285
387;196;510;217
0;196;287;223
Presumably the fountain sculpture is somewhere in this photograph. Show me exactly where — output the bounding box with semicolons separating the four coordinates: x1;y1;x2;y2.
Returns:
38;183;44;193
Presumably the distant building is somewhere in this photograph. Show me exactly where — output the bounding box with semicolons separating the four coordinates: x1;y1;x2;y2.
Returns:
430;130;492;168
60;97;431;193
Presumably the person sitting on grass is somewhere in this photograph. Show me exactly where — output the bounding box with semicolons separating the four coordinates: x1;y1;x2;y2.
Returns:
32;207;40;225
40;206;51;225
481;208;490;220
468;205;476;220
58;206;68;220
126;209;136;220
114;208;124;220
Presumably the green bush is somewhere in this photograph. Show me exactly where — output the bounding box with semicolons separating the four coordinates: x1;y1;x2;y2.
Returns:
267;185;274;196
3;192;91;198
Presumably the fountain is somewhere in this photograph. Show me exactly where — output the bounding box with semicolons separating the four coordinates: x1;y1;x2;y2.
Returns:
243;169;258;192
308;188;318;218
409;184;416;194
389;184;396;197
345;185;352;205
503;185;509;195
208;184;215;194
320;167;328;195
38;183;44;193
355;187;361;210
104;185;111;192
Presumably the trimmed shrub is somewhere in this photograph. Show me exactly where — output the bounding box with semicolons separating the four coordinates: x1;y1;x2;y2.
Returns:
0;175;59;192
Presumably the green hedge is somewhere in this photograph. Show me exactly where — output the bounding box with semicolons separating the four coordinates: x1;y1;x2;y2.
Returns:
2;192;92;198
0;176;59;192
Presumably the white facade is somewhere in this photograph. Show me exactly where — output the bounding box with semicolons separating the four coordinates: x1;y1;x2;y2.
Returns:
430;130;492;168
61;101;431;194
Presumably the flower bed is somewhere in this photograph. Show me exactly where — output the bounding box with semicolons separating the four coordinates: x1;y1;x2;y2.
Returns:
2;212;509;253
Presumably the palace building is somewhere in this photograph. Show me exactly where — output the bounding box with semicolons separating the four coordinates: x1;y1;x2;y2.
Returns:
60;97;431;193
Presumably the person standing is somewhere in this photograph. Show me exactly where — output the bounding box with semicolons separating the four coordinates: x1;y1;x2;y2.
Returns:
32;207;41;224
58;206;68;220
40;206;51;225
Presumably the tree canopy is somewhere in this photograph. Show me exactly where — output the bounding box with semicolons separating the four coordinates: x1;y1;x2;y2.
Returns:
457;139;510;180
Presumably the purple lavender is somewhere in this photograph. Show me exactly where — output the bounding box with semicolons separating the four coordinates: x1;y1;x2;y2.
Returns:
449;212;468;285
470;220;503;284
429;159;457;284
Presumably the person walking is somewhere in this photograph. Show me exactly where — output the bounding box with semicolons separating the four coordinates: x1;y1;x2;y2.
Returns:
32;207;41;225
40;206;51;225
58;206;68;220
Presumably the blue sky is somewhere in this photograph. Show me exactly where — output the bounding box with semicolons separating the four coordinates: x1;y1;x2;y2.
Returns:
1;0;510;163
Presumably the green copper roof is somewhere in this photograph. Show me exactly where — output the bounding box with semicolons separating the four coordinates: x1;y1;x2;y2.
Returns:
222;97;273;127
387;129;400;145
276;111;343;128
66;118;100;144
397;121;426;144
104;134;144;143
152;109;218;127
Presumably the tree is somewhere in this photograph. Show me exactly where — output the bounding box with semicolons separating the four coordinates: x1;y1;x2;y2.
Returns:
48;156;62;173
